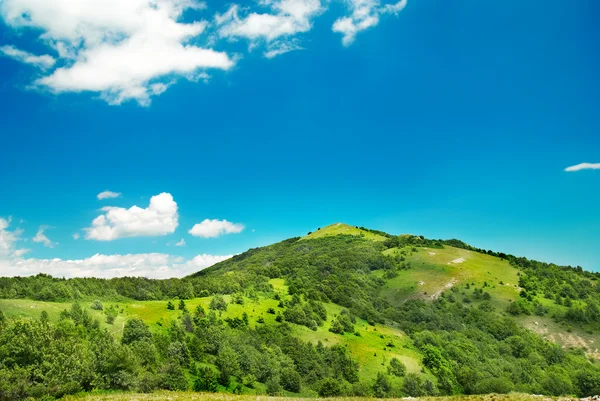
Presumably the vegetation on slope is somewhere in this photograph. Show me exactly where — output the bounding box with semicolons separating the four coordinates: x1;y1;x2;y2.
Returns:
1;223;600;400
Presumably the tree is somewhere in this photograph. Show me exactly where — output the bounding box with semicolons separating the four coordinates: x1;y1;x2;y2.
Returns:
372;372;392;398
281;367;301;393
267;376;283;396
194;367;218;392
167;301;175;310
40;310;49;324
387;357;406;377
216;345;239;387
105;305;118;325
403;373;425;397
319;378;342;397
91;300;103;310
178;299;186;311
210;295;227;311
121;318;152;345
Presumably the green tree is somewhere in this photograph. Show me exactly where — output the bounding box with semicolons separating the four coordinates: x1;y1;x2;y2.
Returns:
216;345;239;387
403;373;425;397
387;357;406;377
210;295;228;311
121;318;152;345
373;372;392;398
194;367;218;392
281;367;301;393
91;300;103;310
319;378;343;397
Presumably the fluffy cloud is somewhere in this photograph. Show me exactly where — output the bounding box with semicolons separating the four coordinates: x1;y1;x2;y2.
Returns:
97;190;121;200
0;0;234;105
0;0;409;104
216;0;323;57
565;163;600;172
175;238;186;247
85;192;179;241
189;219;244;238
0;45;55;68
0;252;232;279
33;226;57;248
332;0;406;46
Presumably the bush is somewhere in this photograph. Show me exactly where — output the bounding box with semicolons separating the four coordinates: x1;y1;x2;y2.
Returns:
403;373;425;397
372;372;393;398
387;357;406;377
281;368;301;393
193;367;218;392
210;295;228;311
91;300;103;310
319;378;343;397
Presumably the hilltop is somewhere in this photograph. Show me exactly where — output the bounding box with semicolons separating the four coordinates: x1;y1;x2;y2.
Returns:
1;223;600;400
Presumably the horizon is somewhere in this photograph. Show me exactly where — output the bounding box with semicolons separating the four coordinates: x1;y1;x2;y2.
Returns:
1;0;599;278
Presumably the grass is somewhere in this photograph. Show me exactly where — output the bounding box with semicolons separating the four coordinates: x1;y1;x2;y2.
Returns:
302;223;388;242
59;390;573;401
378;246;520;307
0;278;425;383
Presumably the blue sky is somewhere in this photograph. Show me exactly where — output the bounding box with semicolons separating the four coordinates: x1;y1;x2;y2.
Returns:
0;0;599;277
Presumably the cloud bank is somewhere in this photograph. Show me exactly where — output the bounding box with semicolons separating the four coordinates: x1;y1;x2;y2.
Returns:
0;252;232;279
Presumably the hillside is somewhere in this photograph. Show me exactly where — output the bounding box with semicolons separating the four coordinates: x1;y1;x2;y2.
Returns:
1;223;600;400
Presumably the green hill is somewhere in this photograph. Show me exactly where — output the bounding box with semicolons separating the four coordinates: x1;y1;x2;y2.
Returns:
1;224;600;400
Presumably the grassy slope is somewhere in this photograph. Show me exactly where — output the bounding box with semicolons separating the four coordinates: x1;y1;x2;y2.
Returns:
302;223;387;242
378;246;521;307
2;225;598;370
0;278;424;383
60;391;570;401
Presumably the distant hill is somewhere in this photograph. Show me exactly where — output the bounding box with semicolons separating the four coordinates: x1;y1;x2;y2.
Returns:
1;223;600;399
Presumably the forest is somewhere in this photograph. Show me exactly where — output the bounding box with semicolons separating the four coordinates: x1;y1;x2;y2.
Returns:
2;228;600;400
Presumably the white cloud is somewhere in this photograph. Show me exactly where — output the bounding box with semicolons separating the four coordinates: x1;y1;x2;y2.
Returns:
216;0;323;57
175;238;186;247
73;233;80;240
189;218;245;238
565;163;600;172
0;252;232;279
0;0;234;105
12;249;30;257
85;192;179;241
0;218;17;257
332;0;406;46
0;45;55;68
97;190;121;200
264;40;303;58
33;226;57;248
0;217;28;258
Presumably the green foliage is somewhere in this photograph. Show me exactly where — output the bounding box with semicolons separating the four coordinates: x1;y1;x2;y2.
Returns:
210;295;228;311
194;367;218;392
122;318;152;345
281;368;301;393
372;372;393;398
91;300;103;310
402;373;426;397
387;357;406;378
1;229;600;400
319;378;343;397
